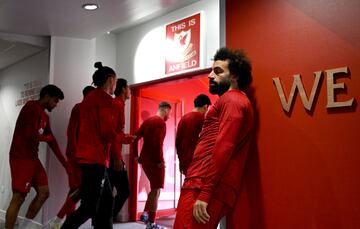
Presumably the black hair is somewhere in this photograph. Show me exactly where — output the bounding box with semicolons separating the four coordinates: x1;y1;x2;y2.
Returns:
92;62;116;87
159;101;171;109
213;47;252;90
39;84;64;100
114;78;128;96
82;85;95;97
194;94;211;108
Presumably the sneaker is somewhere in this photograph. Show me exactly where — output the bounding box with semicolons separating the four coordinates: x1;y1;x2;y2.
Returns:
146;222;166;229
47;216;62;229
140;212;149;224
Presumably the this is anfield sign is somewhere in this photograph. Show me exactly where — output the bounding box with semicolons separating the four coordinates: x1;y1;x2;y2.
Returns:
165;13;201;75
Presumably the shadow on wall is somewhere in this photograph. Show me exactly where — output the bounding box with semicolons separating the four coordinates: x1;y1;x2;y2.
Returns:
227;86;266;229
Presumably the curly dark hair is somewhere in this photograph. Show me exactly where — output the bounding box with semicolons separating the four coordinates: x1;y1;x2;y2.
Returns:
40;84;64;99
213;47;252;90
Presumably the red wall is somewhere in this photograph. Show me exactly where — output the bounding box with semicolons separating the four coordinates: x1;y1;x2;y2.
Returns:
226;0;360;228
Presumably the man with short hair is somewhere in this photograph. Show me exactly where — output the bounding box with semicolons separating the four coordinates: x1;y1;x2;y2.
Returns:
174;47;254;229
5;84;71;229
176;94;211;177
109;78;134;220
133;101;172;229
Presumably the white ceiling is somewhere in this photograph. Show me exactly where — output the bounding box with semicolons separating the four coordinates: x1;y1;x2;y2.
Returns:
0;0;199;70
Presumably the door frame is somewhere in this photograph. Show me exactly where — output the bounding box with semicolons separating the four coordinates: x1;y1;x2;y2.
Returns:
128;68;211;221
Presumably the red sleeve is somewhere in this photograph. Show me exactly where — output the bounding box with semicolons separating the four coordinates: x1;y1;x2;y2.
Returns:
110;131;124;161
133;124;144;158
20;102;52;142
44;120;70;172
99;106;117;142
66;104;80;156
155;121;166;163
112;100;127;160
175;119;184;154
197;99;246;203
175;119;185;162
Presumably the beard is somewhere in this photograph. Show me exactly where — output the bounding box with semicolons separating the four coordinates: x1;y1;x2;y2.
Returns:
209;79;230;96
46;107;53;112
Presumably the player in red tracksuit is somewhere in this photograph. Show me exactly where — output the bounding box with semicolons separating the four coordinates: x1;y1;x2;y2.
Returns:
5;84;71;229
176;94;211;177
133;102;172;229
61;62;122;229
108;78;135;221
174;47;254;229
47;85;95;228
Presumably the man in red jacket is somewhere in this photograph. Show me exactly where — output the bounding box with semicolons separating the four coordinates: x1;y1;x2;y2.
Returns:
109;78;135;221
47;85;95;229
176;94;211;177
5;84;71;229
133;101;172;229
174;47;254;229
61;62;122;229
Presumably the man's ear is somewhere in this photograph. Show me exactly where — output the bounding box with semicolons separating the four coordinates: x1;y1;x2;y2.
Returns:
42;94;51;101
230;74;239;81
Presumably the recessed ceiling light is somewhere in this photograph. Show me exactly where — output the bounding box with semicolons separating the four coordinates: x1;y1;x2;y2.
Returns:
82;3;99;11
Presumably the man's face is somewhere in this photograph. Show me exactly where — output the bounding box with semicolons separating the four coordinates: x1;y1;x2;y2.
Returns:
124;86;131;100
164;108;172;121
45;96;60;112
109;75;117;95
208;60;231;96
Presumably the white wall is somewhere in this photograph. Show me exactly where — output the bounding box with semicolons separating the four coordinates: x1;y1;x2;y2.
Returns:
95;33;117;70
116;0;221;84
0;50;50;224
44;35;117;226
44;36;95;223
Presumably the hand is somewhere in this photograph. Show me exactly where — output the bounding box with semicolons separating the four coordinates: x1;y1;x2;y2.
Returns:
123;134;136;144
193;199;210;224
40;134;55;142
48;134;55;142
157;162;166;168
113;159;125;171
134;156;139;163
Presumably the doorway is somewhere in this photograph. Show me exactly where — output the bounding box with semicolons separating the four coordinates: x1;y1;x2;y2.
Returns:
129;69;217;221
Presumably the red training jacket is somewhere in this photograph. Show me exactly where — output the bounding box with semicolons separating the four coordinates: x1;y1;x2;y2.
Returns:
175;111;205;176
182;90;254;207
66;102;80;157
135;115;166;164
9;100;68;169
75;89;121;167
109;96;126;160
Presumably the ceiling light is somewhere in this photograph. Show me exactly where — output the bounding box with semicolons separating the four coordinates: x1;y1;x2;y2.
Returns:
82;3;99;11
